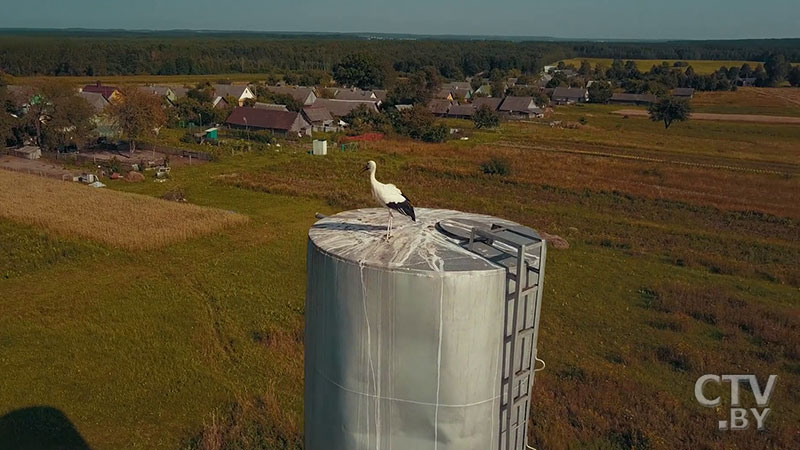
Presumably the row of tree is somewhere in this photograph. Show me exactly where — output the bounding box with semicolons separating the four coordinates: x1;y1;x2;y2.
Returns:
1;32;797;82
551;54;800;101
1;80;167;154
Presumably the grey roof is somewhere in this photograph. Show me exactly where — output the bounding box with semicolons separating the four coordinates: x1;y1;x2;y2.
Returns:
226;107;309;132
447;104;475;117
471;97;503;111
254;102;289;111
442;82;472;92
499;96;537;112
79;91;110;113
267;86;316;105
373;90;388;101
138;85;174;97
172;87;189;98
302;106;334;123
334;88;377;101
428;99;452;115
312;98;379;117
435;89;454;99
213;84;251;99
552;87;588;100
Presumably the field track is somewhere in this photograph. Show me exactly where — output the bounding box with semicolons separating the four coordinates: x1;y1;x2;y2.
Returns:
613;109;800;124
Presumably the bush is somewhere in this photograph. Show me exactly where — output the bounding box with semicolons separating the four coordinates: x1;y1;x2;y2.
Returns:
481;157;511;176
421;123;448;143
473;104;500;129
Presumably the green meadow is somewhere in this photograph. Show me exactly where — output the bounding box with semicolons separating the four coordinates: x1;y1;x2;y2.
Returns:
1;104;798;449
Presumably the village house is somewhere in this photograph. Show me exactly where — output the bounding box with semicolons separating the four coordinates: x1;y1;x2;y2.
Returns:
428;99;453;116
471;97;503;111
11;145;42;160
737;77;757;87
139;85;177;104
672;88;695;99
446;104;476;119
212;96;230;109
499;96;544;119
81;82;123;103
213;84;256;106
312;98;379;118
79;91;110;113
434;89;455;101
551;87;589;104
609;93;658;105
266;86;318;106
302;106;339;132
473;84;493;97
172;87;189;99
441;82;474;100
334;88;378;101
225;107;311;136
373;89;388;102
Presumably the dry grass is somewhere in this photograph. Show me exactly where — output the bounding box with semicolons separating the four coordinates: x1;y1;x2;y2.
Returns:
185;391;302;450
693;88;800;117
0;171;248;250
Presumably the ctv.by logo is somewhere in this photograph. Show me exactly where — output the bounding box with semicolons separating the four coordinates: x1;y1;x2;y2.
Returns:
695;374;777;430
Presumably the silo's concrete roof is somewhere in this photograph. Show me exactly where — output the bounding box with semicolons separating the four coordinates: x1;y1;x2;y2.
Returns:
309;208;521;274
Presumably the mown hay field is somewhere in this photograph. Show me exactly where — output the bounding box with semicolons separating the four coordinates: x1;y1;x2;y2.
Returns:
693;87;800;116
0;171;248;250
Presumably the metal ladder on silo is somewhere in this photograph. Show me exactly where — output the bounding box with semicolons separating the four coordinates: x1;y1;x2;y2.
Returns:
467;225;546;450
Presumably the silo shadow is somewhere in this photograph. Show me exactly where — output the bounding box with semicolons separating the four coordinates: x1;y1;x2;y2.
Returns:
0;406;91;450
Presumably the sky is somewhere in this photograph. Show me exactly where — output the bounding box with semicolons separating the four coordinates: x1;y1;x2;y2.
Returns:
1;0;798;40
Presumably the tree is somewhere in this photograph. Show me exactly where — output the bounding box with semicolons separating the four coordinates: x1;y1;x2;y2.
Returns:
648;97;692;129
22;81;95;151
764;53;791;86
386;67;440;105
107;88;167;155
578;60;592;76
588;82;613;103
333;54;387;89
0;86;14;146
473;105;500;129
788;66;800;87
40;94;96;151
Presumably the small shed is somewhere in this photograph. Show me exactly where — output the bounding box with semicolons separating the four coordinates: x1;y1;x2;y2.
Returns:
12;146;42;160
204;128;219;140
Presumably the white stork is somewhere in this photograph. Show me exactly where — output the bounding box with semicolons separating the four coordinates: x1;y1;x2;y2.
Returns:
361;160;416;240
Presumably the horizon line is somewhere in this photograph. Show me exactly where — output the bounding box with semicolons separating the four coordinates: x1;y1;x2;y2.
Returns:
0;27;798;42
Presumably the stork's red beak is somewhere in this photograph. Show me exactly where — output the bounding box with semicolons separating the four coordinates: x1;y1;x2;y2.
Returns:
359;166;368;174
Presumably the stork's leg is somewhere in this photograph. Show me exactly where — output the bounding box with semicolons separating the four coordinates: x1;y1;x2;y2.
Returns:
386;209;393;241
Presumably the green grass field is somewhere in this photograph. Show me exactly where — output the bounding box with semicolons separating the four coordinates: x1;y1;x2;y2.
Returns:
1;104;799;449
557;58;771;74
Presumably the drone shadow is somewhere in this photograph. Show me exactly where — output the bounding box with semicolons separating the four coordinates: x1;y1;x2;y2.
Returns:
0;406;91;450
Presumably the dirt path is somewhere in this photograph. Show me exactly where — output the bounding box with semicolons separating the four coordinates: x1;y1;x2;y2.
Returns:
613;109;800;124
0;156;77;179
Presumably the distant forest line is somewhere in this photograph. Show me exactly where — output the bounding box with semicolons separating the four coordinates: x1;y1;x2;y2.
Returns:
0;32;798;78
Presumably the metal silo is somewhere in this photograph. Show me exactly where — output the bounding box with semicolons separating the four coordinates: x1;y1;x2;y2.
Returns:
306;208;546;450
